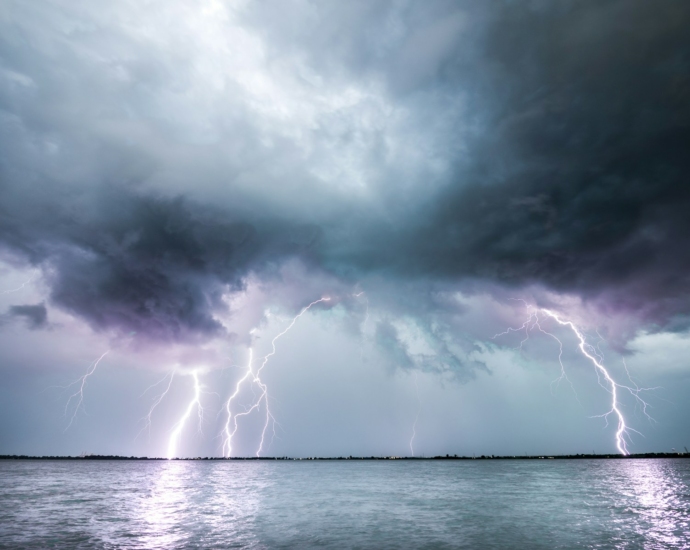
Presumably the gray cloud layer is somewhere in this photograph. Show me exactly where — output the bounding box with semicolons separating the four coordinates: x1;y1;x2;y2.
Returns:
1;0;689;343
7;302;47;329
323;1;690;325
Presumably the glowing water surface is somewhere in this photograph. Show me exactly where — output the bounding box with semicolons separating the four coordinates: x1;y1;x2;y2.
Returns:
0;459;688;549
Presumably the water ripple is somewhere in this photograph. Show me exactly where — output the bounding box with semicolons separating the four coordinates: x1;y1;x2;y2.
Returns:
0;459;688;549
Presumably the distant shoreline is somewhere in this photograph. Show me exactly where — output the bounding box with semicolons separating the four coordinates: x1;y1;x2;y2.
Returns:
1;453;688;461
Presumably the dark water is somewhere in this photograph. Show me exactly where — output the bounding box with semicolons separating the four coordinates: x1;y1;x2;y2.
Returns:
1;459;689;549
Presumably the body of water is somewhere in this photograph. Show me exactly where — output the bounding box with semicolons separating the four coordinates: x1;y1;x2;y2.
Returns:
0;458;689;549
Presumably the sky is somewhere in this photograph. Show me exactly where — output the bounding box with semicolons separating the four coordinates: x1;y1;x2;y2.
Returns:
1;0;689;458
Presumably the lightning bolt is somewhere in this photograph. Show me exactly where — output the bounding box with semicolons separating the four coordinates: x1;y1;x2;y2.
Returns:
221;349;255;457
494;303;654;455
621;358;656;423
64;351;109;430
409;372;421;457
136;371;175;441
540;309;634;454
221;297;330;457
492;305;577;400
167;371;203;459
1;272;37;295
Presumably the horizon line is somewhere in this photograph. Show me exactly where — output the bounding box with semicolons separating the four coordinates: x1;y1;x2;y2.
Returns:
2;452;689;461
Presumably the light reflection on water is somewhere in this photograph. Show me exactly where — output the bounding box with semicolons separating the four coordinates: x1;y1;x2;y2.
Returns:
138;462;196;549
614;460;689;548
0;459;688;549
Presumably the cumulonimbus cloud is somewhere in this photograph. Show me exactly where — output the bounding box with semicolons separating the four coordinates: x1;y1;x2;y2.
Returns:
1;0;689;347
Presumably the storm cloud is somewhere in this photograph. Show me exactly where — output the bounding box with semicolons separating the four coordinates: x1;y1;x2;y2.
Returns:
320;0;690;326
1;0;689;343
6;302;47;329
0;185;326;340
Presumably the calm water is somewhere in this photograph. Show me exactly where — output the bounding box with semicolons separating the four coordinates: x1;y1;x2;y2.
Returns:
0;459;689;549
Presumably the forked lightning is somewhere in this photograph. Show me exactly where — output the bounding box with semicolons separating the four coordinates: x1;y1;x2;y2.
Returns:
494;303;654;454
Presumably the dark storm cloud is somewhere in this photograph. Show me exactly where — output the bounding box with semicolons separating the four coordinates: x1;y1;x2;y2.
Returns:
328;0;690;329
6;302;47;329
448;0;690;326
0;186;321;341
1;0;689;344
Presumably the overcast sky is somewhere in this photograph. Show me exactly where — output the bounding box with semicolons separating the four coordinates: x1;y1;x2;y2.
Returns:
1;0;689;458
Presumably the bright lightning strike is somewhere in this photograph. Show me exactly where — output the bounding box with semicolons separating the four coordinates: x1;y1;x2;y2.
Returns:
540;309;633;454
167;372;203;460
64;351;109;430
494;304;654;455
221;297;330;457
137;371;175;441
221;349;255;457
409;372;421;457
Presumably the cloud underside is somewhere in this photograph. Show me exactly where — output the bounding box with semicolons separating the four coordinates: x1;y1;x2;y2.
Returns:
7;302;47;329
0;0;689;344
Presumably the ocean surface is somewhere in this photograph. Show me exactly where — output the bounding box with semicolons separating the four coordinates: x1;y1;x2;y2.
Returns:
0;459;689;549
